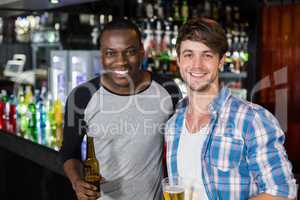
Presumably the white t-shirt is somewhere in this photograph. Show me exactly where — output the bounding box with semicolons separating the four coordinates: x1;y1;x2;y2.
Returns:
177;119;209;200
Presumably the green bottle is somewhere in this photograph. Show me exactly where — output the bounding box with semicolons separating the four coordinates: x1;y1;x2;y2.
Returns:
181;0;189;24
45;94;55;148
172;0;180;22
17;88;28;137
27;95;37;142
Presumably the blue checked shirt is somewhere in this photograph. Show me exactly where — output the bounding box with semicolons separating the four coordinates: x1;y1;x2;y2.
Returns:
164;87;297;199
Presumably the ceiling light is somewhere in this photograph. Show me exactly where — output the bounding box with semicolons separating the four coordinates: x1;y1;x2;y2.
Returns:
50;0;60;4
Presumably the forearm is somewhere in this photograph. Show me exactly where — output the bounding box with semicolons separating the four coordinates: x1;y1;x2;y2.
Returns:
63;159;83;187
249;193;293;200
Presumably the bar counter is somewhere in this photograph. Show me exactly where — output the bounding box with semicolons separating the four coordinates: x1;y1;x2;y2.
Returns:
1;131;299;199
0;131;76;200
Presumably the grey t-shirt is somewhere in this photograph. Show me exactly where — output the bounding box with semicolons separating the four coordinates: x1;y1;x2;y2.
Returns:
84;82;173;200
60;76;181;200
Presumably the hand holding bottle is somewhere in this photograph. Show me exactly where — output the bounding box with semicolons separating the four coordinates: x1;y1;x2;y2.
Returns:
72;178;101;200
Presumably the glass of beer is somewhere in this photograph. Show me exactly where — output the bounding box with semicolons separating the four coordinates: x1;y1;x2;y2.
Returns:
162;177;185;200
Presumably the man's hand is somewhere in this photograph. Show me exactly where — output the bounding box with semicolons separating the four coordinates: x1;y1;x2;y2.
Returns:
72;178;101;200
249;193;294;200
63;159;101;200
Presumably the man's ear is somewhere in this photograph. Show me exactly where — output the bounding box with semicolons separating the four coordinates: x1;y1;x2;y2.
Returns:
140;42;145;55
176;55;180;67
219;54;226;70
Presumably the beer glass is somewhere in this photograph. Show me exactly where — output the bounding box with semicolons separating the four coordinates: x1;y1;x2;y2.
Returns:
162;177;185;200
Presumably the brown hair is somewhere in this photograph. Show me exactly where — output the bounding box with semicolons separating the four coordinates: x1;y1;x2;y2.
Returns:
176;17;228;58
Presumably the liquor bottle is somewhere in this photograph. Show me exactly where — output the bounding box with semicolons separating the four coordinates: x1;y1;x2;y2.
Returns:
36;90;47;145
160;21;172;74
0;92;4;130
163;0;172;20
27;95;37;142
83;136;101;193
181;0;189;24
225;5;232;26
17;87;28;137
172;0;180;22
54;98;63;149
212;1;220;20
8;94;17;134
24;85;33;105
99;14;106;31
224;29;233;72
155;20;163;54
154;0;164;19
239;23;249;70
143;20;155;71
203;0;211;17
1;90;9;132
45;93;55;148
136;0;145;20
145;0;154;19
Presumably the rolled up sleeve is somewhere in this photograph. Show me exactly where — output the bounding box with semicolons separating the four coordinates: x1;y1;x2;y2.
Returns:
246;107;297;199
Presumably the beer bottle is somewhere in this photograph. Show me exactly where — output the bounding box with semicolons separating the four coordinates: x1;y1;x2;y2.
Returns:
83;135;101;193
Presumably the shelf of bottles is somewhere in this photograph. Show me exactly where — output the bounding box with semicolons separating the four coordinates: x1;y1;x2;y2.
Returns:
0;85;63;151
131;0;250;98
86;0;249;81
14;13;60;43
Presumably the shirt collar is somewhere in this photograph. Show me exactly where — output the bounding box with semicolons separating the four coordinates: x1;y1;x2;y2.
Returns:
208;87;231;114
176;87;231;115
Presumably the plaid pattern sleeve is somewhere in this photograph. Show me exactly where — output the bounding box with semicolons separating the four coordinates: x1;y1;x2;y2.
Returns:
246;105;297;199
164;87;297;200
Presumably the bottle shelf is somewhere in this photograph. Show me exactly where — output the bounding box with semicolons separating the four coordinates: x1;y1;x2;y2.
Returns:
155;71;247;79
219;72;247;79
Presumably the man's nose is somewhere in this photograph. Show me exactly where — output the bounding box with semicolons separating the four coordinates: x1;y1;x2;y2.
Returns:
115;53;128;66
192;54;204;68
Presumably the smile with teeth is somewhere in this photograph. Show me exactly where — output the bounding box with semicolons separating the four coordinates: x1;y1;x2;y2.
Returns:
113;69;129;76
190;72;207;78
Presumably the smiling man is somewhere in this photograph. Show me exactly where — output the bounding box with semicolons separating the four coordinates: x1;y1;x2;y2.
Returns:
164;17;297;200
60;19;181;200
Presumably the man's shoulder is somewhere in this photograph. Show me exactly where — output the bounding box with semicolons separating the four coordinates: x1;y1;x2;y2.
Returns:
228;95;280;128
227;94;265;113
68;76;100;98
165;98;187;129
152;73;182;108
66;76;100;110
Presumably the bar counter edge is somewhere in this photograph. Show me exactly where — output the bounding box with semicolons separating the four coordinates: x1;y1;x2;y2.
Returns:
0;131;64;176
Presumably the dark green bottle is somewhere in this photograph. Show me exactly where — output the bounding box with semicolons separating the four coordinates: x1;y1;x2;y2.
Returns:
83;136;101;193
28;96;37;142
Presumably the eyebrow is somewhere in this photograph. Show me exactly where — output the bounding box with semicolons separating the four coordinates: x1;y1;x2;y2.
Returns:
181;49;214;54
125;45;138;50
181;49;193;54
103;45;138;51
105;48;114;51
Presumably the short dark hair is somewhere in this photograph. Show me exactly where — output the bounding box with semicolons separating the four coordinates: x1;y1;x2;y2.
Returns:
176;17;228;58
99;18;142;46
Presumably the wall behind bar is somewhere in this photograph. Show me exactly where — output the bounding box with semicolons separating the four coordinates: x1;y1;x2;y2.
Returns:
260;3;300;173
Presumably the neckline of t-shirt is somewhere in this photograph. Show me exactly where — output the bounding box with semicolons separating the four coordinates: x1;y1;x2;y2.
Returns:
100;72;152;96
183;118;209;136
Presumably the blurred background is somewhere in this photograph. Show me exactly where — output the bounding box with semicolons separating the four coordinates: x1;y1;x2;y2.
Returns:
0;0;299;199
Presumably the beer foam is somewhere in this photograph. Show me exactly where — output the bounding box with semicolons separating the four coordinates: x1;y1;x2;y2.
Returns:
164;186;184;194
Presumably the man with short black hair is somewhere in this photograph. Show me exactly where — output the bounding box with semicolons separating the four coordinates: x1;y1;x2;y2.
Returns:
60;19;181;200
